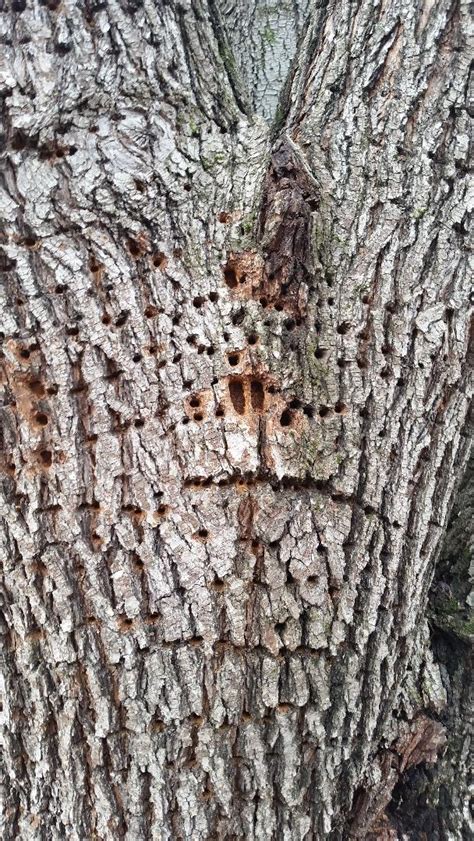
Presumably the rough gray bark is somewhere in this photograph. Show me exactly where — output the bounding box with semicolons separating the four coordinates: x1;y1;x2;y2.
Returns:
0;1;472;840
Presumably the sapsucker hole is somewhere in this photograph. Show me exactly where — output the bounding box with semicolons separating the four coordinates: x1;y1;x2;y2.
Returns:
228;353;239;367
153;252;166;268
280;409;292;427
224;266;238;289
229;380;245;414
250;380;264;411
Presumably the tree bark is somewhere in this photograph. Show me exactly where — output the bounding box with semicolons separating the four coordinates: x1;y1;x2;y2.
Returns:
0;1;471;839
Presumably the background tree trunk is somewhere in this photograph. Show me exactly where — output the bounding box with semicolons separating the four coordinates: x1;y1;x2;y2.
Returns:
0;1;471;839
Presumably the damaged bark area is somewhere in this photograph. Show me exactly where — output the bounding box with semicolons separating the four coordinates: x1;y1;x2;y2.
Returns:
0;1;472;840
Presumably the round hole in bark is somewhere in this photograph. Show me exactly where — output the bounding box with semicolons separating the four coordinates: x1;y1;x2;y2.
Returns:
189;396;200;408
303;405;314;418
39;450;52;467
247;334;258;346
182;417;189;425
224;266;238;289
209;291;219;302
198;528;209;539
318;406;330;418
361;294;370;304
193;296;205;309
35;412;49;426
289;399;300;410
206;346;215;356
337;322;351;334
218;212;231;223
275;303;283;312
20;348;30;359
307;575;317;585
327;297;335;306
215;406;225;417
134;419;145;428
12;0;27;13
280;409;292;427
259;297;268;308
194;413;203;422
153;252;166;268
284;318;296;331
101;315;111;325
127;238;141;257
55;284;68;294
227;353;239;366
144;305;157;318
334;401;347;414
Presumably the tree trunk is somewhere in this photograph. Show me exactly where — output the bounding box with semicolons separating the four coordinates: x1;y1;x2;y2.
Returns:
0;1;471;839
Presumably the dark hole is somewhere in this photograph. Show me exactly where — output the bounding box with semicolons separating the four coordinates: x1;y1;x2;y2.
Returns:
215;407;224;417
115;311;129;327
55;284;68;294
361;294;370;304
280;409;292;427
23;236;38;248
289;399;300;410
259;297;268;308
190;397;200;408
35;412;48;426
153;252;166;268
66;325;79;336
182;417;189;425
239;273;247;285
218;212;230;223
127;238;141;257
250;380;264;412
247;334;258;345
285;319;295;331
102;315;111;325
334;401;346;414
40;450;52;467
206;346;215;356
144;305;157;318
209;291;219;302
307;575;317;585
224;266;238;289
327;297;335;306
12;0;27;12
314;320;321;333
134;419;145;428
319;406;330;418
303;405;314;418
337;322;351;335
193;296;205;308
229;380;245;415
275;303;283;312
55;42;72;55
267;385;277;394
228;353;239;367
194;413;203;422
198;528;209;539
